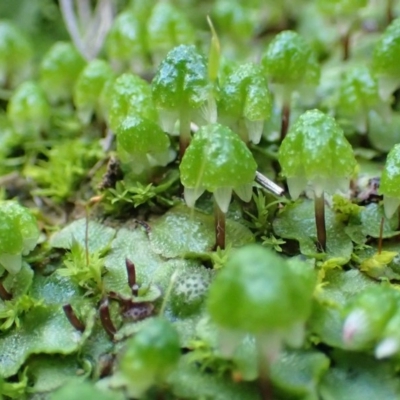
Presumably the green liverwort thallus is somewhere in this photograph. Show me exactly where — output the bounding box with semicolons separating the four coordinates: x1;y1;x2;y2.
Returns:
207;245;315;382
379;144;400;219
119;317;180;397
261;30;320;140
372;18;400;100
0;201;39;274
279;109;356;250
218;62;272;144
39;41;86;104
152;44;215;157
73;59;114;125
7;81;50;138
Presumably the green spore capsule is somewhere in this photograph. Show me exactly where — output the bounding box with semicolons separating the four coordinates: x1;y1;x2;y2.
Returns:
372;18;400;100
379;144;400;219
261;30;320;140
0;201;39;274
342;286;398;350
152;44;215;157
7;81;50;138
278;109;356;250
105;73;157;132
119;317;180;397
39;41;86;104
147;2;195;61
207;245;315;361
337;66;382;133
218;62;272;144
116;115;171;174
73;59;114;125
0;20;32;88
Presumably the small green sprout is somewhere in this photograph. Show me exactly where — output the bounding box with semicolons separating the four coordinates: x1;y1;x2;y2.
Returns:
379;144;400;219
147;2;195;62
278;109;357;250
73;59;114;125
261;30;320;140
180;123;257;249
39;41;86;104
152;44;215;157
116;115;172;174
207;245;315;388
105;10;148;71
7;81;50;138
337;66;383;134
104;73;157;133
372;18;400;100
118;317;180;397
218;63;272;144
0;201;39;274
0;20;32;88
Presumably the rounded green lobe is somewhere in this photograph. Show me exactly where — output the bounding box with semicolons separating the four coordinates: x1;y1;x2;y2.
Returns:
73;59;114;116
105;11;146;61
116;115;170;155
148;2;195;54
316;0;368;17
7;81;50;135
39;42;85;103
372;18;400;77
0;21;32;86
207;245;313;334
219;63;272;121
151;44;211;110
179;123;257;191
379;144;400;198
120;317;180;378
261;31;320;86
338;66;380;116
278;109;356;190
106;73;157;132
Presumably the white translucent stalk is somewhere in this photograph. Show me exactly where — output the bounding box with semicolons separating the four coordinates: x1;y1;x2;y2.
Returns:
218;328;245;357
184;186;205;208
147;149;174;167
342;309;369;345
159;109;179;135
378;76;400;101
245;119;264;144
234;183;253;203
284;322;305;348
375;337;399;359
383;196;400;219
199;96;217;124
258;332;282;364
213;187;233;213
0;253;22;274
286;176;307;200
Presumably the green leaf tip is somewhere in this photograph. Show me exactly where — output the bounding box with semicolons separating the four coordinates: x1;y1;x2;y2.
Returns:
278;109;357;199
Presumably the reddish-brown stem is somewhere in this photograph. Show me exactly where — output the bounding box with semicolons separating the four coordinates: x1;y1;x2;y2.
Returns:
256;338;273;400
341;29;351;61
99;298;117;339
214;200;226;250
0;280;12;301
314;192;326;252
378;217;384;255
280;103;290;141
179;111;191;160
387;0;394;24
125;258;138;295
63;304;85;332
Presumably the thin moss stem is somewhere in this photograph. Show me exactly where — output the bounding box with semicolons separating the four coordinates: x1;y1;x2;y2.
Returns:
280;103;290;141
214;199;226;250
179;110;192;159
314;192;326;252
